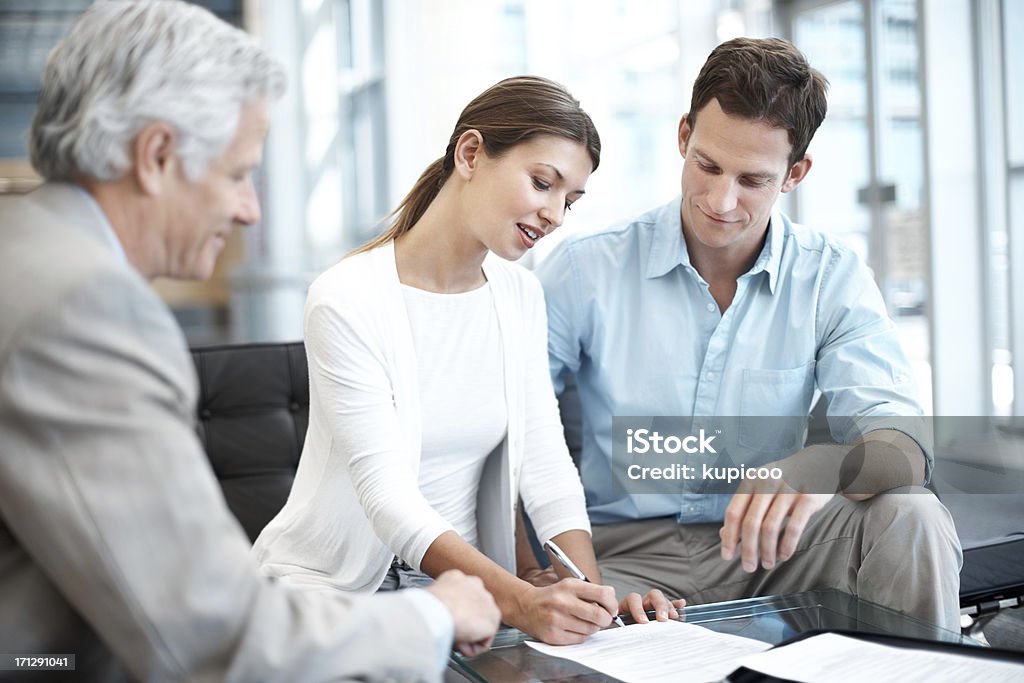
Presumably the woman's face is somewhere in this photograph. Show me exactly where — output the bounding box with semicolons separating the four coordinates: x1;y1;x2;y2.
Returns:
463;134;593;261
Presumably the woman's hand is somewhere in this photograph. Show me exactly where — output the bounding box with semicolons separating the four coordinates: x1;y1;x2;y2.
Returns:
617;589;686;624
506;578;618;645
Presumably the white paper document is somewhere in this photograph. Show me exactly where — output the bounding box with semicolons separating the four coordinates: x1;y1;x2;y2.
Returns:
525;619;771;683
736;632;1024;682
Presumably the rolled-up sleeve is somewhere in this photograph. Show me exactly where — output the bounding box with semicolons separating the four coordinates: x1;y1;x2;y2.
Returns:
814;246;933;479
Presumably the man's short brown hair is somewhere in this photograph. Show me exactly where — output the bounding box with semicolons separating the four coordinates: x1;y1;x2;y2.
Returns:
688;37;828;167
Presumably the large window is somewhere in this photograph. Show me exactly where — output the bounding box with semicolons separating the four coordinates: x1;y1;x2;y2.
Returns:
783;0;932;411
236;0;389;341
988;0;1024;417
306;0;388;266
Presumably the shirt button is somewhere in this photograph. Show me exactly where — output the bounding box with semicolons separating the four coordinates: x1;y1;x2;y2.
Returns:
706;302;716;312
705;371;715;380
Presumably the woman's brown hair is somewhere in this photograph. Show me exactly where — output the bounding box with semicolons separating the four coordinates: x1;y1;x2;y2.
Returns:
354;75;600;254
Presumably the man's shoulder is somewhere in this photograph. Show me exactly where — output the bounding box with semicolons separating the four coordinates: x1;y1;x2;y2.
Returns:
1;184;125;271
566;203;665;249
544;200;672;274
0;192;156;343
770;215;868;286
0;213;189;400
776;213;863;269
773;214;878;308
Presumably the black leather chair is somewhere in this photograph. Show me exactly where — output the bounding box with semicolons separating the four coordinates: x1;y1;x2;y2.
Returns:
190;341;308;542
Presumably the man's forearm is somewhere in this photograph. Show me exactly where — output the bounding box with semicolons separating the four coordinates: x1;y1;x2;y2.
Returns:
515;506;542;575
779;429;926;502
545;529;601;583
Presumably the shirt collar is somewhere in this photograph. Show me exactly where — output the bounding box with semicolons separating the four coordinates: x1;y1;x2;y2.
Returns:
748;212;784;294
643;196;783;295
644;195;690;280
72;183;128;265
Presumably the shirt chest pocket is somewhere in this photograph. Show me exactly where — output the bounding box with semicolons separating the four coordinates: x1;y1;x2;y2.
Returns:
739;362;816;454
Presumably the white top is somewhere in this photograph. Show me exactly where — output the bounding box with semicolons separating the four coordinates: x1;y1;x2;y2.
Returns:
402;283;506;549
252;242;590;593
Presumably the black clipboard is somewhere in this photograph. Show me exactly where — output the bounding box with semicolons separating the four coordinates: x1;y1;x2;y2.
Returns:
725;628;1024;682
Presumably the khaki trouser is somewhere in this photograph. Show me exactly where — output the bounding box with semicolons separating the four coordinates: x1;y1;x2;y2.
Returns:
592;487;963;632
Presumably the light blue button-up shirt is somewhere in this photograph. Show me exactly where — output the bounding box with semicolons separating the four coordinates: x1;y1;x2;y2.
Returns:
535;197;925;525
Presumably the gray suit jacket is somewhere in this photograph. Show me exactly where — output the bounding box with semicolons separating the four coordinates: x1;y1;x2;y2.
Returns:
0;183;445;682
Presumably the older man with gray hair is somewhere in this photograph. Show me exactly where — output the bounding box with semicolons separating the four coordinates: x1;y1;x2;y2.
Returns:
0;2;499;681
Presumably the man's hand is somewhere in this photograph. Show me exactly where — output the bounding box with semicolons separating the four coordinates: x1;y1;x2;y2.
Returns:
720;488;834;571
618;589;686;624
720;446;841;572
426;570;501;657
719;433;927;572
508;578;618;645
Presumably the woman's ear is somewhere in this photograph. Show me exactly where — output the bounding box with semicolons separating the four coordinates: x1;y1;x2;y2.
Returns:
453;129;485;180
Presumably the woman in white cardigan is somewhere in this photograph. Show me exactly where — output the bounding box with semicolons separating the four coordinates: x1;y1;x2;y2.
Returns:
253;76;683;644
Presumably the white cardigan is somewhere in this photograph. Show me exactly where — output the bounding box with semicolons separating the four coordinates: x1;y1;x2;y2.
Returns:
252;242;591;592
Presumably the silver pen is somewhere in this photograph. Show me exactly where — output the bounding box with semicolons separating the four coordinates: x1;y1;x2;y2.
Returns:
543;539;626;628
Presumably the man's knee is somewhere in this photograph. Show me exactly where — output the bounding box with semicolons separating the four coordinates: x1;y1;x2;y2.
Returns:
864;487;950;524
861;488;962;563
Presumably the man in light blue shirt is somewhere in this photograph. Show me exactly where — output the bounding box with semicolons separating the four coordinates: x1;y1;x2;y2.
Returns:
533;37;962;631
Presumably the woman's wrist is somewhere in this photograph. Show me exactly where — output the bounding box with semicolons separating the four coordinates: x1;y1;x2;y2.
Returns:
495;576;536;627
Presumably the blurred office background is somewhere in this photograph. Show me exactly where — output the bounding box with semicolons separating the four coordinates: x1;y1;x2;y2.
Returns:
0;0;1021;419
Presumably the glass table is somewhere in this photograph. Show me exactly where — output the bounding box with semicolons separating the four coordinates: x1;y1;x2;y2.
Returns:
449;590;973;682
